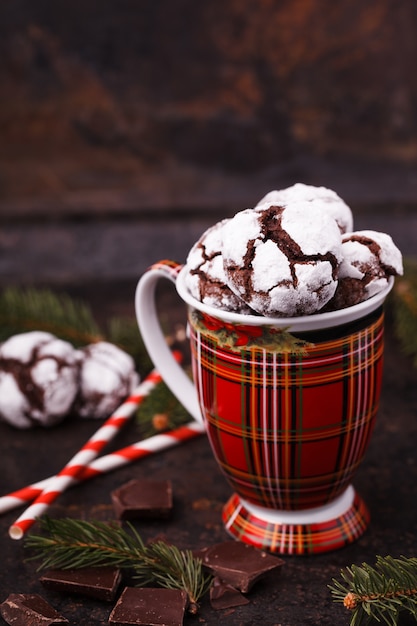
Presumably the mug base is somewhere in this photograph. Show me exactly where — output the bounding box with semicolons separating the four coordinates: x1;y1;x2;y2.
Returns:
222;485;369;555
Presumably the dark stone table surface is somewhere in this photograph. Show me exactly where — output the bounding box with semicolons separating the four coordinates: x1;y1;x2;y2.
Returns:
0;279;416;626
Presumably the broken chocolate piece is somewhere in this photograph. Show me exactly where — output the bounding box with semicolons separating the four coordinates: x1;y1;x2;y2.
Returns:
40;566;122;601
202;540;284;593
108;587;188;626
0;593;68;625
111;479;173;520
210;576;250;610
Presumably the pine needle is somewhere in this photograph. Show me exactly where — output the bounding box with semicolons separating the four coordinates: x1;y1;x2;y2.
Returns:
0;286;154;377
136;377;192;437
393;259;417;368
329;555;417;625
25;517;212;613
0;287;103;346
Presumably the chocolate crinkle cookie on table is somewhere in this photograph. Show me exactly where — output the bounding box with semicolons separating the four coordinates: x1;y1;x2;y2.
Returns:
221;202;343;317
0;332;139;428
185;219;253;313
74;341;139;419
324;229;403;310
0;331;80;429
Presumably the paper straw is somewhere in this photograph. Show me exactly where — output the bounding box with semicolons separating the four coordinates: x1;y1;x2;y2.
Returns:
0;420;205;516
8;358;182;540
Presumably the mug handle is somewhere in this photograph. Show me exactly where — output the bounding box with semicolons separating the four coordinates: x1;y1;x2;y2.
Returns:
135;260;203;424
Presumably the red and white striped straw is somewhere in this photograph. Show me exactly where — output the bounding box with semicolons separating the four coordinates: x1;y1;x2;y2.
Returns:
8;358;182;540
0;420;205;516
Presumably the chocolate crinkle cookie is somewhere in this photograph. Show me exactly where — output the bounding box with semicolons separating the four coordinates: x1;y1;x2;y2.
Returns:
256;182;354;234
0;331;80;429
222;202;343;317
0;333;139;429
74;341;139;419
324;229;404;310
185;219;253;313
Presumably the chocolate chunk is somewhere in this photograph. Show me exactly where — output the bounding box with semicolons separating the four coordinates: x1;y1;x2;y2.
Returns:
202;540;284;593
108;587;188;626
40;566;122;601
0;593;68;625
111;479;173;520
210;576;250;610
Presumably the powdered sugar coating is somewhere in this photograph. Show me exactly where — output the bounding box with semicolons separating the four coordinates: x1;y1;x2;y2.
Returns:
0;331;79;429
75;341;139;419
185;219;252;313
222;203;343;316
357;230;403;274
257;183;353;233
325;229;403;310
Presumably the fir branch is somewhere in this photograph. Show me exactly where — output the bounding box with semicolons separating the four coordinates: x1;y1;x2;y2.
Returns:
0;286;155;376
329;555;417;626
0;287;103;346
25;517;212;613
393;259;417;369
132;541;212;611
136;377;192;437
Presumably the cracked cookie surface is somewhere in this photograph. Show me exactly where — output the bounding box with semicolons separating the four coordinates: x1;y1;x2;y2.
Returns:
325;229;403;310
185;219;252;313
222;203;343;317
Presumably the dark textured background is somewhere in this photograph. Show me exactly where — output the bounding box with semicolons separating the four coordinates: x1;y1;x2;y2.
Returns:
1;0;417;284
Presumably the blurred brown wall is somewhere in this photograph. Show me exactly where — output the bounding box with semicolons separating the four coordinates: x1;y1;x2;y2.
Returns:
0;1;416;284
1;0;417;210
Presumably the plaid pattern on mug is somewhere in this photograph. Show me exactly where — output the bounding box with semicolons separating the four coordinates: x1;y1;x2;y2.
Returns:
223;492;370;554
189;309;385;511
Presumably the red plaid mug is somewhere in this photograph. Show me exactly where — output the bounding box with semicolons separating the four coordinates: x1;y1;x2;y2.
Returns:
135;260;393;555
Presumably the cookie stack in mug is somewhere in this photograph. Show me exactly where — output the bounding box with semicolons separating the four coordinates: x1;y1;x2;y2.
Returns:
185;183;403;317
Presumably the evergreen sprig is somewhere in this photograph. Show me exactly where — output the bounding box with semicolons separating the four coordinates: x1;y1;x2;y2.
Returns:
393;259;417;369
25;517;212;613
0;286;153;376
136;377;192;437
0;287;103;346
329;555;417;625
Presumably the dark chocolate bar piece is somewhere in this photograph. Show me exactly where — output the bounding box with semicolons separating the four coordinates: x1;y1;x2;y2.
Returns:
210;576;250;610
108;587;188;626
0;593;68;625
111;479;173;520
40;566;122;601
202;540;284;593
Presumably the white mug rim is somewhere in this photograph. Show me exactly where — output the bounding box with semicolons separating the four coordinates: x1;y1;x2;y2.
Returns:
176;266;394;332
